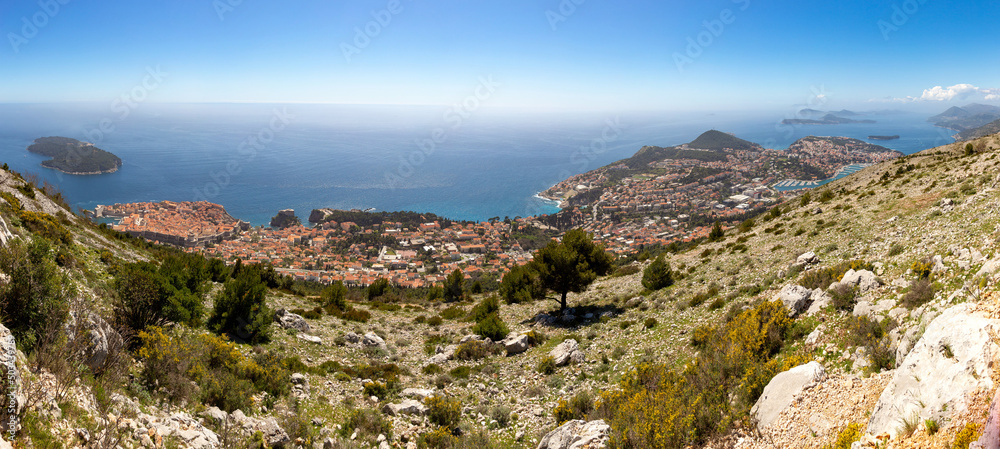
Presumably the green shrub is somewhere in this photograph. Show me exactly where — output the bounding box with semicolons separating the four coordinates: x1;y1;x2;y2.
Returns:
552;390;594;424
644;317;657;329
472;312;509;341
422;364;444;375
427;315;444;326
362;380;389;399
537;356;557;375
468;295;501;322
440;306;465;320
951;423;981;449
846;316;897;373
454;340;499;361
799;260;873;290
499;262;545;304
822;423;862;449
901;278;935;308
208;269;272;344
321;281;348;311
340;408;392;442
642;256;675;290
448;365;471;379
0;238;71;353
425;395;462;429
829;283;857;311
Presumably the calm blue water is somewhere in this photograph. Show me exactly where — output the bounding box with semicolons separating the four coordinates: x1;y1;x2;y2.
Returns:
0;104;953;225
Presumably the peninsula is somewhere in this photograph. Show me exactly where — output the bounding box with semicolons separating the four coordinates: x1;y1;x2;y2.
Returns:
27;136;122;175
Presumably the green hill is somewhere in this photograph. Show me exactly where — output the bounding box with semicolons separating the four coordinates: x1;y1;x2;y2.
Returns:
956;117;1000;141
26;136;122;174
686;129;761;151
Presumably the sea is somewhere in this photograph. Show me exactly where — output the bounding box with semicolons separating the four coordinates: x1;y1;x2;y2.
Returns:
0;103;956;226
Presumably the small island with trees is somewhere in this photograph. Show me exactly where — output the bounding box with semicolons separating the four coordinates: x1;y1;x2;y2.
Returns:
26;136;122;175
867;135;900;141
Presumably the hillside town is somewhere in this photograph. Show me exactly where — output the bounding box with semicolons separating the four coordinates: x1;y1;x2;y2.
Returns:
94;134;904;288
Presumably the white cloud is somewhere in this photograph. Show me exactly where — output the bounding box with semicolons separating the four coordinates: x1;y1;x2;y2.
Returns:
872;84;1000;103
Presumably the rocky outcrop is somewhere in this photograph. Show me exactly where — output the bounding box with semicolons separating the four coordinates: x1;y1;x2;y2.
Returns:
866;304;999;436
0;323;23;435
65;311;124;373
794;251;820;267
550;339;585;366
381;399;428;416
362;332;388;351
231;410;290;447
751;361;827;429
275;309;311;334
308;208;336;224
401;388;435;401
840;269;881;294
503;333;530;355
774;285;812;316
537;419;610;449
269;209;299;229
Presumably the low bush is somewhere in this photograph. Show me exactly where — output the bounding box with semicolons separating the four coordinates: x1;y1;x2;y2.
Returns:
822;423;862;449
644;317;657;329
552;390;594;424
425;395;462;429
453;340;501;361
440;306;465;320
799;260;873;290
472;313;509;341
829;283;857;311
901;278;935;308
537;356;557;375
340;408;392;442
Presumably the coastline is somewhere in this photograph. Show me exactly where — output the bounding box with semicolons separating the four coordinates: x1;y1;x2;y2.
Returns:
534;191;565;209
42;163;121;176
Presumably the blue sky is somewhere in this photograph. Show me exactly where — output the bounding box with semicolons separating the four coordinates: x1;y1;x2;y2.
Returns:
1;0;998;113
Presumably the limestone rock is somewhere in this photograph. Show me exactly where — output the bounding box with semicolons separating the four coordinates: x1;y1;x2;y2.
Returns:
382;400;429;416
536;419;610;449
460;334;483;344
503;333;530;355
751;361;827;429
840;269;882;294
852;298;897;319
866;304;1000;436
401;388;434;401
773;284;812;316
298;333;322;344
428;345;455;364
275;308;311;334
362;332;387;350
795;251;819;266
65;311;124;374
550;339;584;367
199;406;228;426
806;288;832;315
345;332;361;344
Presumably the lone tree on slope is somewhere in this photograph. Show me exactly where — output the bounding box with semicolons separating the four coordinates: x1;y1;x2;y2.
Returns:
533;228;614;312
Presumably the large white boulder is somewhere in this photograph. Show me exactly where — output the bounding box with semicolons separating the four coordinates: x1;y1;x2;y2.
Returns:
773;285;812;316
275;308;311;333
503;333;530;355
751;361;827;429
382;399;428;416
840;269;881;294
867;304;999;436
550;339;585;366
537;419;610;449
65;311;124;374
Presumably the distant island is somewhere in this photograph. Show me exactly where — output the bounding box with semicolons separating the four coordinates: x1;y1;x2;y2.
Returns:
27;136;122;175
782;114;876;125
927;103;1000;133
868;135;900;141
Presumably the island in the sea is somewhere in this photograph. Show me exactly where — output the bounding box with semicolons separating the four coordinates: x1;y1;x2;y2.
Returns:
782;114;876;125
27;136;122;175
868;135;900;141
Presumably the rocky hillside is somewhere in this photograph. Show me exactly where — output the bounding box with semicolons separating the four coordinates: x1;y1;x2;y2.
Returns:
2;132;1000;449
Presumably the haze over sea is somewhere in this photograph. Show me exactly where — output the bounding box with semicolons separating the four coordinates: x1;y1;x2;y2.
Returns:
0;103;954;226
